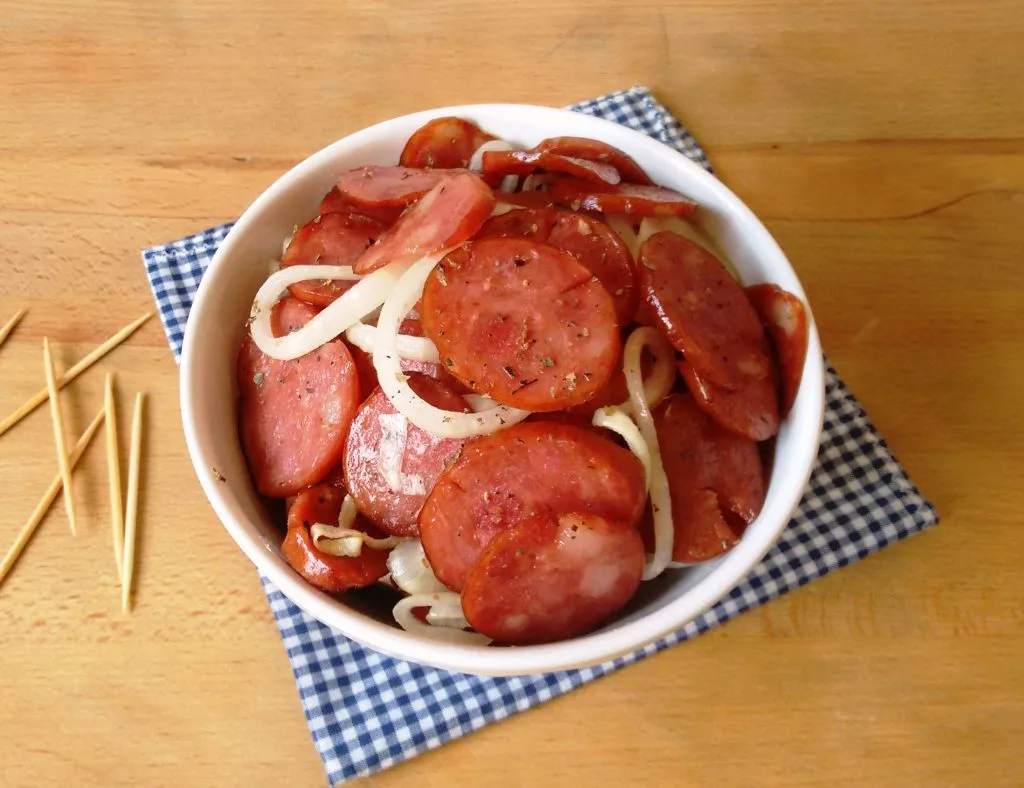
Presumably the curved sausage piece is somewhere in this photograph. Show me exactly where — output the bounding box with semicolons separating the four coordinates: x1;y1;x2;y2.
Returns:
639;230;770;389
344;374;469;537
461;511;644;645
319;186;404;226
281;486;390;592
679;358;780;441
335;166;468;210
535;137;654;185
745;284;809;417
654;394;765;563
281;211;387;306
238;297;361;497
420;421;647;591
400;116;496;169
477;208;638;325
353;173;495;274
420;237;621;411
550;178;697;218
481;149;621;186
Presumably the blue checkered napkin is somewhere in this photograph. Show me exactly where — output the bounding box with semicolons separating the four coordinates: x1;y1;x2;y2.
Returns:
143;85;939;785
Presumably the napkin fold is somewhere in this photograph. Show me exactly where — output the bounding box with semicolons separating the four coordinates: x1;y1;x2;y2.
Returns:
142;85;938;786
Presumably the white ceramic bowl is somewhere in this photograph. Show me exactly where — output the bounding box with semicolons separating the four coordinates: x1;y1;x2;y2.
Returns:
180;104;825;677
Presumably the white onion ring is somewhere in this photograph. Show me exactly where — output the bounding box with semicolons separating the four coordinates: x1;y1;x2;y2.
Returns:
616;327;676;413
592;406;652;486
373;252;531;439
345;321;441;363
468;139;518;193
386;538;448;596
392;593;492;645
623;327;675;581
250;263;405;361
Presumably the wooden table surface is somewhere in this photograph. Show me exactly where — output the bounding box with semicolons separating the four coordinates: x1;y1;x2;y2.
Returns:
2;1;1022;785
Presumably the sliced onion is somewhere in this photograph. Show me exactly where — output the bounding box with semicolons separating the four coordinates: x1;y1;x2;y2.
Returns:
623;327;675;581
392;593;492;645
606;215;639;259
386;538;448;596
592;406;652;487
616;327;675;413
462;393;498;413
491;202;524;217
309;526;401;557
373;252;531;439
250;263;408;361
345;321;440;363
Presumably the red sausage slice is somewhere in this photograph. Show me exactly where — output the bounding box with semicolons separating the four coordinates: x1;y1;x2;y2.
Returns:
320;186;403;226
476;208;638;325
481;149;621;186
654;394;765;562
745;284;809;417
420;422;646;591
281;486;390;592
400;117;496;169
550;178;697;218
639;230;770;389
281;211;387;306
420;237;621;411
353;173;495;274
679;358;780;441
335;166;468;210
344;374;469;537
461;511;644;645
535;137;654;185
238;297;361;497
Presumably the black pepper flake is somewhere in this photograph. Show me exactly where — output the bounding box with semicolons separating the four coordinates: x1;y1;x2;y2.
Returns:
502;365;515;378
512;256;527;267
306;387;315;395
211;466;226;483
277;376;286;384
444;357;454;367
513;378;538;393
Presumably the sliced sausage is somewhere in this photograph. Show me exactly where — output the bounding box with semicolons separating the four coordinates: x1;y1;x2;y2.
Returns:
481;149;621;186
461;511;644;645
344;374;469;537
535;137;654;185
639;230;770;389
353;172;495;274
420;237;621;411
238;297;360;497
679;358;780;441
281;211;387;306
319;186;404;225
476;208;638;325
550;178;697;218
335;165;468;210
654;394;765;563
420;421;646;591
281;486;390;592
745;284;809;417
400;116;496;169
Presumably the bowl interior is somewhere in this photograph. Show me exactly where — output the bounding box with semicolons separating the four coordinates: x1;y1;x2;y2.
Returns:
180;104;824;676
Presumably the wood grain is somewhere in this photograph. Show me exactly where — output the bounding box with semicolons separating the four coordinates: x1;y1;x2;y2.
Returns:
1;1;1022;786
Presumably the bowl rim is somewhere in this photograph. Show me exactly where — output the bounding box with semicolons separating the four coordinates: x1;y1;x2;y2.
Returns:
180;102;825;676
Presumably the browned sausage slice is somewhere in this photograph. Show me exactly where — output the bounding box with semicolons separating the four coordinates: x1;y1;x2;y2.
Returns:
420;236;621;411
400;117;497;169
550;178;697;218
461;511;644;645
419;422;646;591
535;136;654;185
745;284;809;417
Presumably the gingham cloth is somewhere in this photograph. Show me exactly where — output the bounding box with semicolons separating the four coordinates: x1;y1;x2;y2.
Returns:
143;85;938;785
